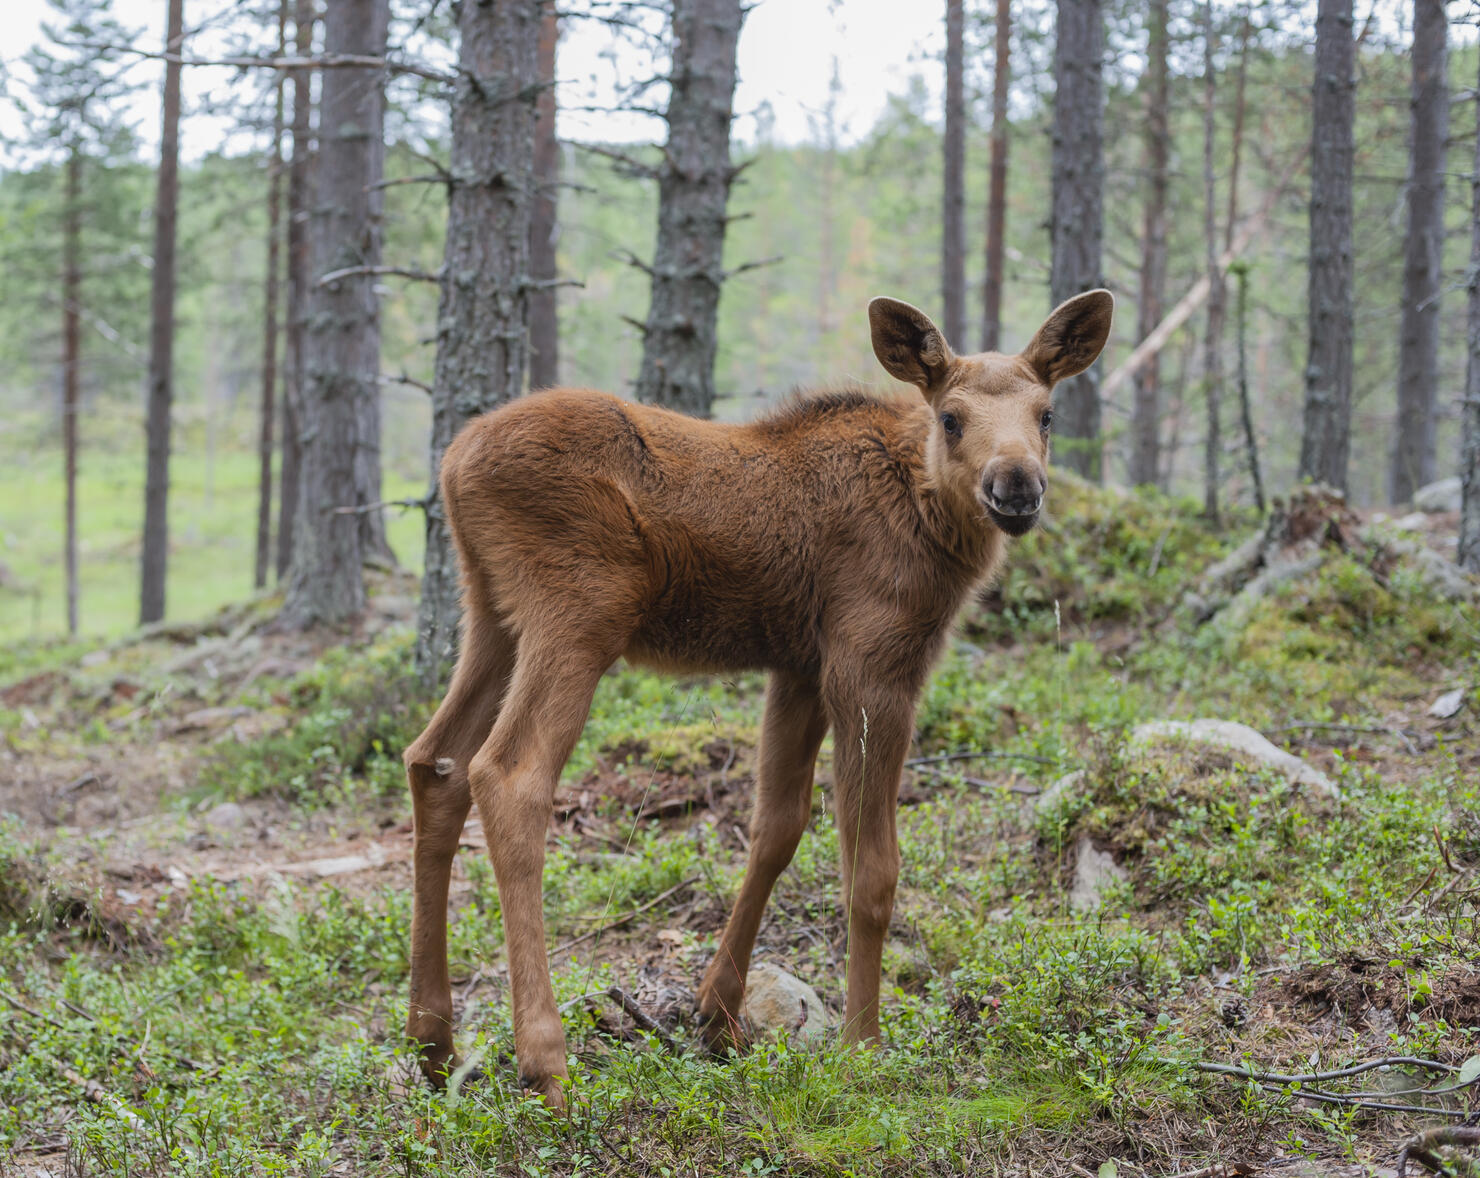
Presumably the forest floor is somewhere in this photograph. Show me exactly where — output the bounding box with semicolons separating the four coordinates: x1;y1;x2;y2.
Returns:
0;478;1477;1177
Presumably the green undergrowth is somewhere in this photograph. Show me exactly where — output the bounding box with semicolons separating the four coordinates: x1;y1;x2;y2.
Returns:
971;474;1238;644
3;480;1477;1173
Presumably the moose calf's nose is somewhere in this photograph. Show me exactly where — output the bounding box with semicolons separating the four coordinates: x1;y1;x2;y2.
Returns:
984;464;1046;516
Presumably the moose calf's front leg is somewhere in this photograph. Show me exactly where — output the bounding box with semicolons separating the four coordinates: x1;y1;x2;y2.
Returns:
827;687;912;1044
698;673;828;1051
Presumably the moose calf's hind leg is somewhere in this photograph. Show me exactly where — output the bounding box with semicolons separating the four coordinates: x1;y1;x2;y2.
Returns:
404;613;514;1085
699;672;827;1052
469;638;613;1110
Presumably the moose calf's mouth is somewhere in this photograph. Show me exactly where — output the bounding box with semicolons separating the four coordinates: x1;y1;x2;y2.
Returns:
983;494;1042;536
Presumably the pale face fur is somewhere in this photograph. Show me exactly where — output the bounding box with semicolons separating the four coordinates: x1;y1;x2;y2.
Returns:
868;290;1115;539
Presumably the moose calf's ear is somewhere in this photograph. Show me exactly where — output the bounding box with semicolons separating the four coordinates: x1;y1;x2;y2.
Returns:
868;297;955;395
1021;289;1115;385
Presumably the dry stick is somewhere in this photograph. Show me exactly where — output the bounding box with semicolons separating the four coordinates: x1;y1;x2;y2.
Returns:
72;43;453;84
550;876;700;956
1192;1056;1458;1084
1398;1127;1480;1177
1100;146;1309;404
910;762;1040;796
317;264;441;287
603;986;679;1054
904;751;1060;768
1166;1166;1254;1178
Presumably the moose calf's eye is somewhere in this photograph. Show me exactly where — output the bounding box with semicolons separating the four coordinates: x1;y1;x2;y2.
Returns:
941;412;961;438
1040;410;1054;433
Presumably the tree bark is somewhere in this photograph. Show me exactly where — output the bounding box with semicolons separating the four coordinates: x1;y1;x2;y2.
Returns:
1460;45;1480;574
1297;0;1356;493
1201;0;1225;522
1049;0;1105;481
1391;0;1448;504
942;0;966;347
413;0;540;679
1129;0;1169;487
256;1;288;591
632;0;745;417
277;0;314;581
1232;261;1265;513
528;1;560;391
981;0;1011;353
63;148;82;637
139;0;184;624
281;0;389;628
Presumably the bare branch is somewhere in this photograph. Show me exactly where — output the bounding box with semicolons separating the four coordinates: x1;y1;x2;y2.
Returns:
68;43;454;85
722;255;783;281
332;497;429;515
317;264;441;287
380;372;433;395
575;141;659;180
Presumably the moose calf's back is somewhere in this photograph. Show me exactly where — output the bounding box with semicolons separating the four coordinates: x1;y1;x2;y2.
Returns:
440;386;999;679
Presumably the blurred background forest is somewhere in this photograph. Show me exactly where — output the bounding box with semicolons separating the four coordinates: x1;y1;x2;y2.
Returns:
0;0;1477;643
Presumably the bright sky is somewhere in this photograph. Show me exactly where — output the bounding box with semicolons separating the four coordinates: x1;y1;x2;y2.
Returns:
0;0;964;160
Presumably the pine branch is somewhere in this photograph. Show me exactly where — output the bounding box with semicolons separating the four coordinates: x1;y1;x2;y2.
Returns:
317;264;441;287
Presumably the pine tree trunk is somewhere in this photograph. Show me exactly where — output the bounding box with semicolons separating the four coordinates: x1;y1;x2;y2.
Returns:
1233;262;1265;513
277;0;313;581
413;0;540;680
256;2;288;591
1201;0;1224;522
1459;45;1480;574
941;0;966;347
528;1;560;391
1298;0;1356;493
1049;0;1105;481
280;0;389;628
1391;0;1448;504
633;0;745;417
1129;0;1169;487
63;149;82;637
139;0;184;625
981;0;1011;353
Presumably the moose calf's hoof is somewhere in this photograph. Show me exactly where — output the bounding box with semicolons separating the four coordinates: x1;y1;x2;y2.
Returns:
519;1071;568;1111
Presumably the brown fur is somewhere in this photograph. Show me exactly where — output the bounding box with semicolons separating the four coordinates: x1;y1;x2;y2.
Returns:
402;291;1114;1107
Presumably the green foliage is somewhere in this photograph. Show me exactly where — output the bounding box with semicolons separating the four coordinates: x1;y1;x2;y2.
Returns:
971;474;1236;645
201;630;431;804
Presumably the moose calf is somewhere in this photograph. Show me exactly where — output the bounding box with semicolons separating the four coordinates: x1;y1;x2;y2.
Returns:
403;290;1114;1107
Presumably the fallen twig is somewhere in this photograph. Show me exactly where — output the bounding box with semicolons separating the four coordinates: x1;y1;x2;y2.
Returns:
1398;1127;1480;1176
904;750;1061;768
910;762;1040;795
60;1066;143;1128
1191;1056;1457;1084
1189;1056;1477;1119
604;986;680;1053
551;876;700;956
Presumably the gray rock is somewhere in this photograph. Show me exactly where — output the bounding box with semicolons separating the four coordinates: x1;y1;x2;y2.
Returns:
1413;475;1462;513
1429;688;1466;720
202;801;248;831
743;963;830;1046
1070;836;1127;912
1131;719;1338;798
1035;769;1087;814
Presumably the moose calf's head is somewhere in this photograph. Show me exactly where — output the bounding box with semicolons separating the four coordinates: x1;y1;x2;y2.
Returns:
868;290;1114;537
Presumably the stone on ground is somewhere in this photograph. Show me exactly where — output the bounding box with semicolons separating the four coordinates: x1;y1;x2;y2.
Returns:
743;963;830;1046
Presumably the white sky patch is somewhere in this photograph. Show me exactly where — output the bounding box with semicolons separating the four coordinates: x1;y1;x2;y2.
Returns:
0;0;954;165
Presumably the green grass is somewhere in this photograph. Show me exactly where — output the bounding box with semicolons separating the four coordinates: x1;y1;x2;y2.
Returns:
1;477;1477;1175
0;408;426;643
